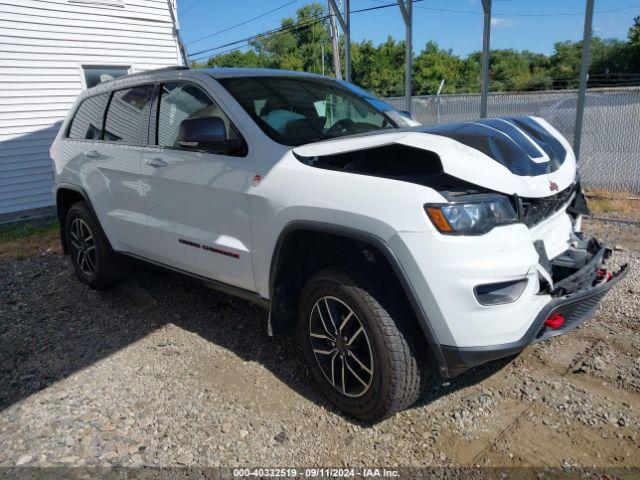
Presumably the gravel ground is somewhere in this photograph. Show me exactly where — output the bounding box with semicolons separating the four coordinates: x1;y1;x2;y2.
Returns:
0;219;638;470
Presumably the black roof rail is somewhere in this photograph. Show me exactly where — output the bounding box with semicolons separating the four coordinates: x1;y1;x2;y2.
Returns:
98;66;190;85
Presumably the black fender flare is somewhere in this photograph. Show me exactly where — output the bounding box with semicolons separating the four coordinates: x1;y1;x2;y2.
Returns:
269;220;450;375
54;183;113;254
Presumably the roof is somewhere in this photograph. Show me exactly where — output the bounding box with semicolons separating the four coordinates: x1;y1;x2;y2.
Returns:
202;67;329;80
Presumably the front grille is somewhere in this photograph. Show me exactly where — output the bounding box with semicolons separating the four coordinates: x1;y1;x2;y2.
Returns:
519;183;576;228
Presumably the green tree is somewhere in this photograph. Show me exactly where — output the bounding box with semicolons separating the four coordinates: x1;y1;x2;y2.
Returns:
626;16;640;71
412;41;462;95
192;7;640;96
351;37;405;97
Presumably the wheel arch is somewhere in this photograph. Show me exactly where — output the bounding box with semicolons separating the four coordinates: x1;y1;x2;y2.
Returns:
268;221;448;372
54;183;111;254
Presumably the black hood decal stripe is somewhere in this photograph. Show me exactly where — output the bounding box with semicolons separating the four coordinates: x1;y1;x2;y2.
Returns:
422;116;567;177
473;118;544;159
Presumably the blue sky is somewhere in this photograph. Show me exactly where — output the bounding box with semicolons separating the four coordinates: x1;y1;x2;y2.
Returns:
178;0;640;62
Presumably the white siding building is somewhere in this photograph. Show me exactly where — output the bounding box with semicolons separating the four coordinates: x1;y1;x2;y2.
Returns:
0;0;187;221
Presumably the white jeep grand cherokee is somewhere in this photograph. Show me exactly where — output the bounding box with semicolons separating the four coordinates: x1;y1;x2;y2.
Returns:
51;67;627;421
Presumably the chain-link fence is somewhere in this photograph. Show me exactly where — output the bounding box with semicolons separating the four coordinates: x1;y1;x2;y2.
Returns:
385;87;640;193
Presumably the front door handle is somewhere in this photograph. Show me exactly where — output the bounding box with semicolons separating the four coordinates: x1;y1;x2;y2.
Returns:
84;150;100;158
144;158;167;168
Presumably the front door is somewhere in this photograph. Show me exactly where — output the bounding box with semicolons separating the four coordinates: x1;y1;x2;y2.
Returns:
140;81;255;291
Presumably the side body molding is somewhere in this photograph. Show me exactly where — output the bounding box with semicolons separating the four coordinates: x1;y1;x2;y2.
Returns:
268;221;450;375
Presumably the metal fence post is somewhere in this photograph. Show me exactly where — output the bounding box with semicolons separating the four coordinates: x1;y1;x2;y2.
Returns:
436;79;445;124
574;0;595;161
480;0;492;118
397;0;413;115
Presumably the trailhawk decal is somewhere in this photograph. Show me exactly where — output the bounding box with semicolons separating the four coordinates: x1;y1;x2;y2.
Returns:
178;238;240;259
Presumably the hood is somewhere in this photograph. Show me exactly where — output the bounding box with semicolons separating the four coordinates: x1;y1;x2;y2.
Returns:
292;116;577;199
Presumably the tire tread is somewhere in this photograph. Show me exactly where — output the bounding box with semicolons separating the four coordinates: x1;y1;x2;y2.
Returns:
299;266;426;421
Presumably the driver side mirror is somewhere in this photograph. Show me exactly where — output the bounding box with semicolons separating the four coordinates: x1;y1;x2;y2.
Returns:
177;116;246;156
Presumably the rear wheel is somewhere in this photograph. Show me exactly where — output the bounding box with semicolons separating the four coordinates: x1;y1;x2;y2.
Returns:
298;267;426;421
65;202;128;289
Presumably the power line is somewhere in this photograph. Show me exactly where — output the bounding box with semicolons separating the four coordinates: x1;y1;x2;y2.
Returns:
186;0;301;46
495;4;640;17
366;0;640;17
412;2;640;17
190;0;640;63
190;14;330;58
192;22;322;61
181;0;203;17
190;0;428;60
190;20;326;61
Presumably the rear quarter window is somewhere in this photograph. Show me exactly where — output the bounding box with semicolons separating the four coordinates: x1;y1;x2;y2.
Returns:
67;93;109;140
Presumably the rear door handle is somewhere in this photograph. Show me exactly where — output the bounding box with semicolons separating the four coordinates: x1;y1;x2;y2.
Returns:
144;158;167;168
84;150;100;158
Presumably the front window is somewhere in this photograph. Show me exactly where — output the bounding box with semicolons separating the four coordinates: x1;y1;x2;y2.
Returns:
156;83;243;150
218;76;401;146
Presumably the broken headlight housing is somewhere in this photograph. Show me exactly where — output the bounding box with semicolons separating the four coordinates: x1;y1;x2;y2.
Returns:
425;195;518;235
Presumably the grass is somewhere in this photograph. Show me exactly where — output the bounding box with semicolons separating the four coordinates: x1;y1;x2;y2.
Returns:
585;189;640;222
0;217;61;261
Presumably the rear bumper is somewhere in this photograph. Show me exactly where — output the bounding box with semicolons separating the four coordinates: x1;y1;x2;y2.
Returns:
439;258;629;378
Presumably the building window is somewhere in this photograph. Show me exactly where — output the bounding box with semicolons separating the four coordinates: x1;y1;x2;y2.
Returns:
82;66;130;89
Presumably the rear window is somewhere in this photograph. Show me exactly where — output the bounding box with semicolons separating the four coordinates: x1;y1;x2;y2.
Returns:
67;93;108;140
103;85;153;144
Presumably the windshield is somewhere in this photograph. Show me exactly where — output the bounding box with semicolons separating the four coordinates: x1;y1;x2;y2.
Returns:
217;76;400;146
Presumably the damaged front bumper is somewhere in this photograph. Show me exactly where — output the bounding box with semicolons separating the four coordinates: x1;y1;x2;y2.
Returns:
440;240;629;378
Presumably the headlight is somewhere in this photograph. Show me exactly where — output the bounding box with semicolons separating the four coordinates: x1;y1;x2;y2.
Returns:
425;195;518;235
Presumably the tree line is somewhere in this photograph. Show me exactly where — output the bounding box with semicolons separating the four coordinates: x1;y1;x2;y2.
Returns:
192;2;640;98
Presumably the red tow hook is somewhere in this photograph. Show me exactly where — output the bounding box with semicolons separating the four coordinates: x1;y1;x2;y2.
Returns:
596;268;613;282
544;314;565;329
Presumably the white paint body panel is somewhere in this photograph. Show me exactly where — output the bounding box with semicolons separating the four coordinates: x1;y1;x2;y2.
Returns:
52;69;582;349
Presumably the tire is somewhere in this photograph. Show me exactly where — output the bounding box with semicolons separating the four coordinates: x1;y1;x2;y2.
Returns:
298;267;426;422
64;201;128;289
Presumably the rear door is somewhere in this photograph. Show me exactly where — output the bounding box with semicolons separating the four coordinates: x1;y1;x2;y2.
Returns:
139;80;255;291
62;85;152;254
94;84;153;254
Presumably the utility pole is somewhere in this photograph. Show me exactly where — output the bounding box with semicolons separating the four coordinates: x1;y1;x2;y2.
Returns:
328;0;350;82
328;0;342;79
344;0;350;82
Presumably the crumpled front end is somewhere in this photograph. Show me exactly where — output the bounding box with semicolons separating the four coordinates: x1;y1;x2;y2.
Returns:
293;115;628;378
438;228;629;378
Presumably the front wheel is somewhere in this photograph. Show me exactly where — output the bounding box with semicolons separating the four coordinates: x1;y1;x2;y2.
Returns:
298;267;426;421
